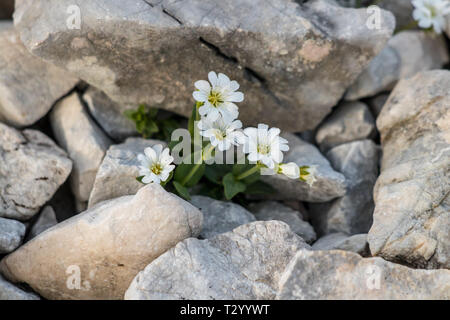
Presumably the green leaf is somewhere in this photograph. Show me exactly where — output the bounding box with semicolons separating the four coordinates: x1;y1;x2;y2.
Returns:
174;163;205;188
232;163;260;185
173;181;191;200
205;164;232;185
244;181;275;195
136;176;145;184
223;173;246;200
160;171;174;187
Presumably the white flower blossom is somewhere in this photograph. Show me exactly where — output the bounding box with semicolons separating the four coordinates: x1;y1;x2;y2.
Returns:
137;144;175;184
278;162;300;179
412;0;450;34
302;165;317;187
193;71;244;122
198;117;245;151
243;124;289;169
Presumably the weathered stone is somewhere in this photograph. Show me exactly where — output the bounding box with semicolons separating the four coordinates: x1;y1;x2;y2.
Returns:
310;140;380;236
190;196;255;239
261;133;347;202
88;138;165;208
346;31;449;100
0;123;72;220
0;274;40;300
50;92;112;202
0;23;78;127
0;217;26;254
82;87;137;141
312;233;368;256
367;93;389;117
368;70;450;269
125;221;309;300
249;201;316;243
378;0;415;30
0;184;203;300
315;101;376;152
14;0;394;132
277;250;450;299
28;206;58;240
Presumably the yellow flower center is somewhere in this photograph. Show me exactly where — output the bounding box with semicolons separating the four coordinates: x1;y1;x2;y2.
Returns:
257;144;270;155
425;4;437;17
150;163;163;175
208;91;224;107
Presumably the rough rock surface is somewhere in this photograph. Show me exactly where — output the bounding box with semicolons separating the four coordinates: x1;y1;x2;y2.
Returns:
0;123;72;220
368;71;450;269
51;92;112;202
0;184;203;300
88;138;166;208
0;23;78;127
190;196;255;239
277;250;450;299
82;87;137;141
125;221;309;300
346;31;449;101
261;133;347;202
310;140;380;236
28;206;58;240
14;0;394;131
0;217;26;254
249;201;316;243
0;274;40;300
315;101;376;152
378;0;415;30
312;233;368;256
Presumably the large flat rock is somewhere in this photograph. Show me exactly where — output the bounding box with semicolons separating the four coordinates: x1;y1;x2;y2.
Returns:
14;0;394;131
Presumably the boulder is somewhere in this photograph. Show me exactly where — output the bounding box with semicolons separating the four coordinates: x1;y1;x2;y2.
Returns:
0;217;26;254
50;92;112;202
82;87;137;141
0;274;40;300
261;133;347;202
277;250;450;299
249;201;316;243
0;123;72;220
88;138;166;208
190;196;255;239
312;233;368;256
0;23;78;127
28;206;58;240
310;140;380;236
346;31;449;100
125;221;309;300
368;70;450;269
0;184;203;300
14;0;394;131
315;101;376;152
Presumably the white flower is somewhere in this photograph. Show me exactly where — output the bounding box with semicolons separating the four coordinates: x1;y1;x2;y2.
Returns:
193;71;244;122
412;0;450;34
302;166;317;187
243;124;289;169
198;117;245;152
278;162;300;179
137;144;175;184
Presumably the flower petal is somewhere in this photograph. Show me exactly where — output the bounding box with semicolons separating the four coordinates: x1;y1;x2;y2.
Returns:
194;80;211;93
208;71;218;87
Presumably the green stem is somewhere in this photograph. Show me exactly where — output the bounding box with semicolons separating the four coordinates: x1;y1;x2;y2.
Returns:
180;143;214;186
236;164;261;181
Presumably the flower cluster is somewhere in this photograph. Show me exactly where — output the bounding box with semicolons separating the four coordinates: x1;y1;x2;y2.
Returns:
412;0;450;34
137;71;315;199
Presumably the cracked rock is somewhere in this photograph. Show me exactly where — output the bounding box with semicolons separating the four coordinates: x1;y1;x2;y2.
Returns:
0;217;26;253
368;70;450;269
346;31;449;101
0;23;78;127
312;232;369;256
0;123;72;220
125;221;309;300
50;92;112;202
28;206;58;240
14;0;394;131
88;138;166;208
0;274;40;300
190;196;255;239
277;250;450;300
0;184;203;300
261;133;347;202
